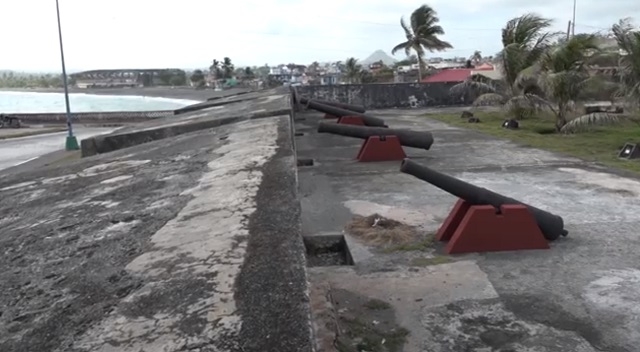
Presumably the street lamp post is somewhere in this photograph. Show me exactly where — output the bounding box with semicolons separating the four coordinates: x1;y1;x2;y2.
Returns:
55;0;79;150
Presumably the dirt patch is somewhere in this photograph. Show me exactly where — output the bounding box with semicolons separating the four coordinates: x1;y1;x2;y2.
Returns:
332;288;409;352
344;214;421;248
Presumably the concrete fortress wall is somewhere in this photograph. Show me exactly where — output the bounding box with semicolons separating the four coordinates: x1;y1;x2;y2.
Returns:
296;82;471;109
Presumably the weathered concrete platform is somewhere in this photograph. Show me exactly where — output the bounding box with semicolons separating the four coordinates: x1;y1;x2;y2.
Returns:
296;108;640;352
0;91;312;352
80;88;291;157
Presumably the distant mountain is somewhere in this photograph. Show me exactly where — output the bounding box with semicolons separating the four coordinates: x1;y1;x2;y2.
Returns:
360;50;397;66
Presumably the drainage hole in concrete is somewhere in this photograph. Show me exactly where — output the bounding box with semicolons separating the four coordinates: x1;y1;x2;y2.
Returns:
295;132;305;136
304;235;354;267
297;158;314;167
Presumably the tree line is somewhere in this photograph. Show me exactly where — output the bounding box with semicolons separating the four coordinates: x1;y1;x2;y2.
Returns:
0;72;68;89
190;57;261;87
0;70;189;88
386;4;639;133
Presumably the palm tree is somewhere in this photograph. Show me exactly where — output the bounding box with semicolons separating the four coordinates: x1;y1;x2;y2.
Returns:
391;4;452;81
344;57;363;84
450;13;559;119
559;18;640;133
210;59;222;80
222;57;234;79
612;18;640;106
471;51;483;64
533;34;601;131
308;61;320;74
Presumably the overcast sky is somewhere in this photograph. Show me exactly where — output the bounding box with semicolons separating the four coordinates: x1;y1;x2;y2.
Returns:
0;0;636;72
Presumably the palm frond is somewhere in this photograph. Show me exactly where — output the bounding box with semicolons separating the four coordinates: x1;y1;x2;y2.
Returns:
502;13;554;49
391;41;410;56
504;94;549;118
611;20;640;105
449;77;496;97
472;93;506;106
410;5;437;33
513;64;541;91
611;18;635;53
400;17;412;39
560;112;626;133
499;13;555;87
418;37;453;51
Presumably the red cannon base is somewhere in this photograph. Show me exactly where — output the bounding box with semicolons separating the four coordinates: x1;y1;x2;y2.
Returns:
338;116;365;125
356;135;406;162
436;199;549;254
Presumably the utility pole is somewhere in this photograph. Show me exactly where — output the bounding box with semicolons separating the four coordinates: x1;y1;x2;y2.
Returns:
571;0;577;37
567;20;572;41
55;0;79;150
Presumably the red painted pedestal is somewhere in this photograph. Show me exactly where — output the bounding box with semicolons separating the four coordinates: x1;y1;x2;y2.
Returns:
337;116;365;125
356;135;406;162
436;199;549;254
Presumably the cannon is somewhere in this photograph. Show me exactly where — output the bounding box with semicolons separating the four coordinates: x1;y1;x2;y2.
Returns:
299;97;366;113
318;122;434;150
302;100;386;127
399;159;568;241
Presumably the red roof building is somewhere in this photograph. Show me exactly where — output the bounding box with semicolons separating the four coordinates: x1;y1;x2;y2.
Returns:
475;63;494;70
421;69;472;83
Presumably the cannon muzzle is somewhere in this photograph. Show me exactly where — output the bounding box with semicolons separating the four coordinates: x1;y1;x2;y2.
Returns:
400;159;568;241
318;122;434;150
299;97;366;113
302;100;386;127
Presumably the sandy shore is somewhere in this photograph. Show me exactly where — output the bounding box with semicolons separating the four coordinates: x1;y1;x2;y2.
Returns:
0;87;251;102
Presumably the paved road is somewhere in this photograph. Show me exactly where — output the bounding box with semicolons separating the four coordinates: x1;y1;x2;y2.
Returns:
0;127;116;171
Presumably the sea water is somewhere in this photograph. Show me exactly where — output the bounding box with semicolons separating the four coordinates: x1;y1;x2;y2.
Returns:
0;91;198;113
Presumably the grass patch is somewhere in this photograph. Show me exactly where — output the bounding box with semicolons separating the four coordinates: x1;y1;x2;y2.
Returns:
336;316;410;352
410;255;452;267
428;111;640;174
345;214;420;247
363;298;392;310
382;233;435;253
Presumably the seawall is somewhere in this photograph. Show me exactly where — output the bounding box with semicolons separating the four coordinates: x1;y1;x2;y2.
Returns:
296;82;471;109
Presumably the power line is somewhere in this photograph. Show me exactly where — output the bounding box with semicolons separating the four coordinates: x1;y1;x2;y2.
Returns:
573;23;610;31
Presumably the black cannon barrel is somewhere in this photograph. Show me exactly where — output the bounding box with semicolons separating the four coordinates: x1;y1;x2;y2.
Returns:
303;100;386;127
318;122;434;150
300;97;366;113
399;159;568;241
